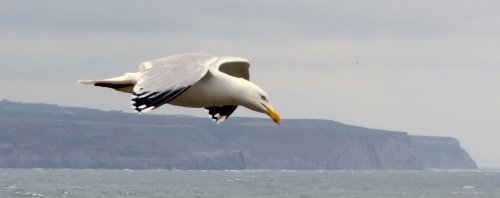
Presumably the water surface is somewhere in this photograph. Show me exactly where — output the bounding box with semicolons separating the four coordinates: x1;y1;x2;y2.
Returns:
0;169;498;197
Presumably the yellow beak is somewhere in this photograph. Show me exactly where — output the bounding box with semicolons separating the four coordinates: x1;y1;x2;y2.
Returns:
264;105;281;124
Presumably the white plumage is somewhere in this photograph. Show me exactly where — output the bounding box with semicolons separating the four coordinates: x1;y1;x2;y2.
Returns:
79;53;280;124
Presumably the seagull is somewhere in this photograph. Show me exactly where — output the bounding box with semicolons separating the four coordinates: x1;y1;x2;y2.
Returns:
79;53;281;124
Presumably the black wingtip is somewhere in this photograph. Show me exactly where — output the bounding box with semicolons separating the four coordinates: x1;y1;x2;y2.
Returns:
130;86;191;113
205;105;238;124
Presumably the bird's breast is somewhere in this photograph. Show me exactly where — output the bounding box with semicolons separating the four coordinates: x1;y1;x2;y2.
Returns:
168;72;240;108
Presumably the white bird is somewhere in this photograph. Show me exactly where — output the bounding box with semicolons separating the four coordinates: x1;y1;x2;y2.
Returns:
79;53;281;124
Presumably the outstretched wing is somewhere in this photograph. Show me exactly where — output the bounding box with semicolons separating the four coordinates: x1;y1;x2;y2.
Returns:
204;57;251;123
132;53;216;113
213;56;250;80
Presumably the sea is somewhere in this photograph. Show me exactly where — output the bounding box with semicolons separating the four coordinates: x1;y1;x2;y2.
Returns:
0;169;498;198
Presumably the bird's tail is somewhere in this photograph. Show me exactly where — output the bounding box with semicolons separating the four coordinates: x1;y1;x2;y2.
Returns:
78;72;141;93
78;80;97;85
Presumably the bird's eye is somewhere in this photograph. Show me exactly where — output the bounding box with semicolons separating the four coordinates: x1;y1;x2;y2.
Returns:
260;95;267;101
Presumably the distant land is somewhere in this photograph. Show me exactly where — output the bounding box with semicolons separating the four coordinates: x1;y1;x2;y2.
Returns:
0;99;477;170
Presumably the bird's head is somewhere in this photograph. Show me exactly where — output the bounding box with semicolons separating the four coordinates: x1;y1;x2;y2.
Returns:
239;81;281;124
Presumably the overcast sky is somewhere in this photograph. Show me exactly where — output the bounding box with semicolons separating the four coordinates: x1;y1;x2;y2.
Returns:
1;1;499;167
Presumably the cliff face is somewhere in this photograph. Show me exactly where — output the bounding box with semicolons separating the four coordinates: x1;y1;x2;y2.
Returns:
0;100;476;170
410;136;477;169
212;121;421;170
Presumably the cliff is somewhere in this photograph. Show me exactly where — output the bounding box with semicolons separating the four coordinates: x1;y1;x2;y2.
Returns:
0;100;476;169
410;136;477;169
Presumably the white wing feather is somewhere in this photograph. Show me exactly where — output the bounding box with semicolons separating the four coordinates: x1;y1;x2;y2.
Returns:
131;53;215;113
213;56;250;80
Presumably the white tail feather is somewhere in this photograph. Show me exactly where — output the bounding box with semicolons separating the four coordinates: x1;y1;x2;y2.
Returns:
78;80;96;85
78;72;141;93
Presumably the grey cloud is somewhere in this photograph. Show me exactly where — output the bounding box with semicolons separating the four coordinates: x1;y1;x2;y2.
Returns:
3;1;498;38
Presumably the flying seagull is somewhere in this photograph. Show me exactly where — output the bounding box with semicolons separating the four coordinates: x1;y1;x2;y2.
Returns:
79;53;281;124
